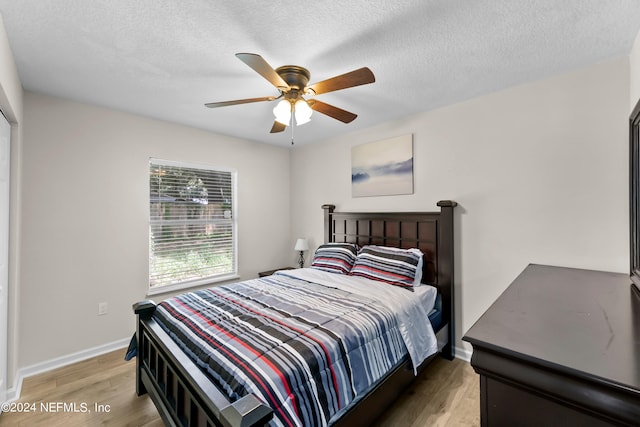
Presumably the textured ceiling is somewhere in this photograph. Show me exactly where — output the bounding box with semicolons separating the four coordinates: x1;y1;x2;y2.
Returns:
1;0;639;146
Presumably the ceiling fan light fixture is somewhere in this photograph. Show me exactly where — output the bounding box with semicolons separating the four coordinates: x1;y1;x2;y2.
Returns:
294;99;312;125
273;99;291;126
205;53;376;135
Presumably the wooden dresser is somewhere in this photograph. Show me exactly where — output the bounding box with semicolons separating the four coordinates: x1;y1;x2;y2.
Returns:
463;264;640;426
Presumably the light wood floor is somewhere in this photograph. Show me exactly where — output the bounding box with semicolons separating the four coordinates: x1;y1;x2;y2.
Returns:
0;349;479;426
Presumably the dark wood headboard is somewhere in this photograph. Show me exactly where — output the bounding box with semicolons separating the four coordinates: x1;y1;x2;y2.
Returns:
321;200;457;359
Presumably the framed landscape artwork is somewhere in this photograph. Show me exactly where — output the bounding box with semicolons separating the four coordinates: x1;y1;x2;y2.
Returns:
351;134;413;197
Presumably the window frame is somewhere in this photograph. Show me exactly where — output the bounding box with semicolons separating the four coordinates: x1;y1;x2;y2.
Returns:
147;158;238;296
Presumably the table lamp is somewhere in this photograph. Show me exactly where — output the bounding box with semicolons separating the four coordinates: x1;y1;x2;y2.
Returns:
294;238;309;268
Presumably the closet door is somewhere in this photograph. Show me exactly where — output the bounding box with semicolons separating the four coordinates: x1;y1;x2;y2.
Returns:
0;112;9;403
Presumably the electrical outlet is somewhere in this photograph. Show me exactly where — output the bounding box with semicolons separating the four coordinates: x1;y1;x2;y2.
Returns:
98;302;108;316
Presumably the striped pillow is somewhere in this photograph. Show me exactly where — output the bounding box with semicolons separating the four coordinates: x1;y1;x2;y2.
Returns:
350;245;423;290
311;243;358;274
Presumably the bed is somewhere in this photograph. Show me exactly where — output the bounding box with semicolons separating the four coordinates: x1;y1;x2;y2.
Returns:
133;200;457;427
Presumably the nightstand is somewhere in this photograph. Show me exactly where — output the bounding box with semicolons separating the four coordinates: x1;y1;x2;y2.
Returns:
258;267;295;277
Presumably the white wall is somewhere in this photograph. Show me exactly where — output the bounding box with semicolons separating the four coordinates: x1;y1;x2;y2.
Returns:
291;57;630;356
18;92;292;367
0;13;23;393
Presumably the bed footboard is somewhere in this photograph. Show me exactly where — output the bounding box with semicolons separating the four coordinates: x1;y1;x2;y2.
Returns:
133;300;273;427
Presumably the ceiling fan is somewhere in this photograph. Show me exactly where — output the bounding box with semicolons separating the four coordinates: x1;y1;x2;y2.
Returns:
205;53;375;134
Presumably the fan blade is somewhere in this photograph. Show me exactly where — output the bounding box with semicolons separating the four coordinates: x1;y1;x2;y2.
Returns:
270;121;286;133
308;100;357;123
236;53;290;90
205;96;276;108
307;67;375;96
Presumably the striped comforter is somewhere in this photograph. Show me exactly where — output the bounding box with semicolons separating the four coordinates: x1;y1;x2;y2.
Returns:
154;269;437;427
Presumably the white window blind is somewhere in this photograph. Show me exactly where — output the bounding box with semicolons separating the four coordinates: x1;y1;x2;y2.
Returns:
149;159;237;291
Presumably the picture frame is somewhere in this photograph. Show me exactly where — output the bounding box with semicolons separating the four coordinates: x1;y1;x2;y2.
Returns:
351;134;413;197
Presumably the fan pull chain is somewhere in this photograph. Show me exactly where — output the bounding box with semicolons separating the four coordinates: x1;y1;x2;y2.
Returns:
291;115;295;145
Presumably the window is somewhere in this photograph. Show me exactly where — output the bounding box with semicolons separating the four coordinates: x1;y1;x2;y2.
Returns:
149;159;237;294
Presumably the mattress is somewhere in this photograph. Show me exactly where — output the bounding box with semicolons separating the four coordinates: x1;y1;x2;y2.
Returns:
428;293;443;331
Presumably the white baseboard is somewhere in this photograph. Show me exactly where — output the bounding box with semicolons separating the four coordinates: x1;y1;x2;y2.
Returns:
4;337;130;403
454;345;473;362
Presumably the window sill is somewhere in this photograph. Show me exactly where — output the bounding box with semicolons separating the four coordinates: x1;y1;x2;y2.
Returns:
147;273;240;297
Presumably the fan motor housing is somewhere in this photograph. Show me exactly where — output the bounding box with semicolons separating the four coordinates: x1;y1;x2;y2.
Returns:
275;65;310;91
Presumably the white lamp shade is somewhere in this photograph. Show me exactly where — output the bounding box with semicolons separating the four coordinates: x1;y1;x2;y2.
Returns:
294;238;309;251
294;99;312;125
273;100;291;126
